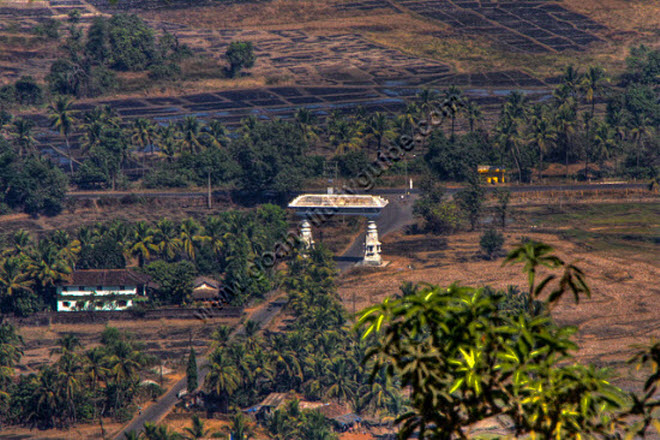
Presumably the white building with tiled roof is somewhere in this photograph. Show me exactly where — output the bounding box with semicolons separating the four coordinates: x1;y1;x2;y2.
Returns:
56;269;151;312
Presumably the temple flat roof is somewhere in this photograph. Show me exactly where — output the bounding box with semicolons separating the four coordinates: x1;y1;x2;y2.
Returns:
289;194;389;208
288;194;388;218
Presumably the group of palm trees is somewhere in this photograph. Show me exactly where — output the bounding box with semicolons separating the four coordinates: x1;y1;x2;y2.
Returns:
0;205;288;314
202;246;403;439
1;97;231;172
1;327;153;430
2;59;654;192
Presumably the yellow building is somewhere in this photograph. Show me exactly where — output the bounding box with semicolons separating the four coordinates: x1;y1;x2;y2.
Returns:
478;165;506;184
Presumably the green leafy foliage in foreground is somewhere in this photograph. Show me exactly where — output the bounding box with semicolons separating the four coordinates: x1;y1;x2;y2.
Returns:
358;241;659;439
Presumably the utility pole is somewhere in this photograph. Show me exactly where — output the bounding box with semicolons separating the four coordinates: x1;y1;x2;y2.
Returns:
207;169;212;209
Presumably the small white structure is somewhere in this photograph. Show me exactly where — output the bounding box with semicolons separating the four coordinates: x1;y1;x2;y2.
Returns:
300;219;314;249
288;192;389;266
56;269;150;312
363;221;382;265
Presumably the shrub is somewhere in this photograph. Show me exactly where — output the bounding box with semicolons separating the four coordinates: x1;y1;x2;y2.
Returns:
225;41;255;77
13;76;43;106
480;228;504;260
148;62;181;80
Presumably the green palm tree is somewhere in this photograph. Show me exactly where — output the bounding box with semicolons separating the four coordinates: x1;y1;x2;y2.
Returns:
528;106;557;182
442;85;465;138
229;411;253;440
179;116;203;154
323;358;358;402
49;230;81;269
157;123;183;161
204;216;226;259
205;349;239;412
179;218;208;261
131;118;158;155
465;99;482;133
48;95;76;174
294;108;319;146
554;97;578;179
57;350;82;423
328;117;363;155
107;340;145;384
202;119;228;149
3;229;33;258
183;414;212;439
559;64;583;100
129;221;157;268
416;88;439;115
84;346;110;391
628;113;654;171
153;219;182;261
143;422;182;440
0;257;33;298
11;117;36;157
31;366;60;428
366;112;395;156
26;240;72;294
581;66;607;120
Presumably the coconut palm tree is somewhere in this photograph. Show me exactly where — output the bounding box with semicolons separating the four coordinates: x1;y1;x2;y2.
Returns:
442;85;466;138
48;95;76;174
131;118;158;155
294;108;319;146
183;414;212;439
465;99;482;133
203;216;226;260
328;117;363;155
365;112;395;156
202;119;228;149
323;357;359;402
179;116;203;154
0;257;33;299
581;66;607;120
156;122;182;161
26;240;72;295
179;218;208;261
229;411;253;440
205;349;239;412
49;230;81;269
153;219;182;261
84;346;110;392
56;348;83;424
129;221;157;268
11;117;36;157
528;106;557;182
30;366;61;428
416;88;439;115
3;229;33;258
559;64;583;100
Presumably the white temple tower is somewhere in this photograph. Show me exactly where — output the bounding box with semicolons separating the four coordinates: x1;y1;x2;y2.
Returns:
300;220;314;249
363;221;382;265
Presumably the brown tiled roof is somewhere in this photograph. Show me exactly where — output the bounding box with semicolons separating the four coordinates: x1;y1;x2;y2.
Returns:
62;269;151;286
193;276;220;289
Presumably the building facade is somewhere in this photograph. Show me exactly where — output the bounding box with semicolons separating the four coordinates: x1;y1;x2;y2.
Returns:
56;269;150;312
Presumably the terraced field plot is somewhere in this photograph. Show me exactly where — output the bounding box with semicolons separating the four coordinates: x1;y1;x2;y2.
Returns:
397;0;607;53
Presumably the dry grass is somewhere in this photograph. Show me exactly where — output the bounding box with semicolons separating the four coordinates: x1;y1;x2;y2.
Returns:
142;0;393;30
338;226;660;370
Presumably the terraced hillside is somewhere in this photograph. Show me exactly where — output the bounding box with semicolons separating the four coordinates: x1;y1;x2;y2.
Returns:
1;0;656;161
